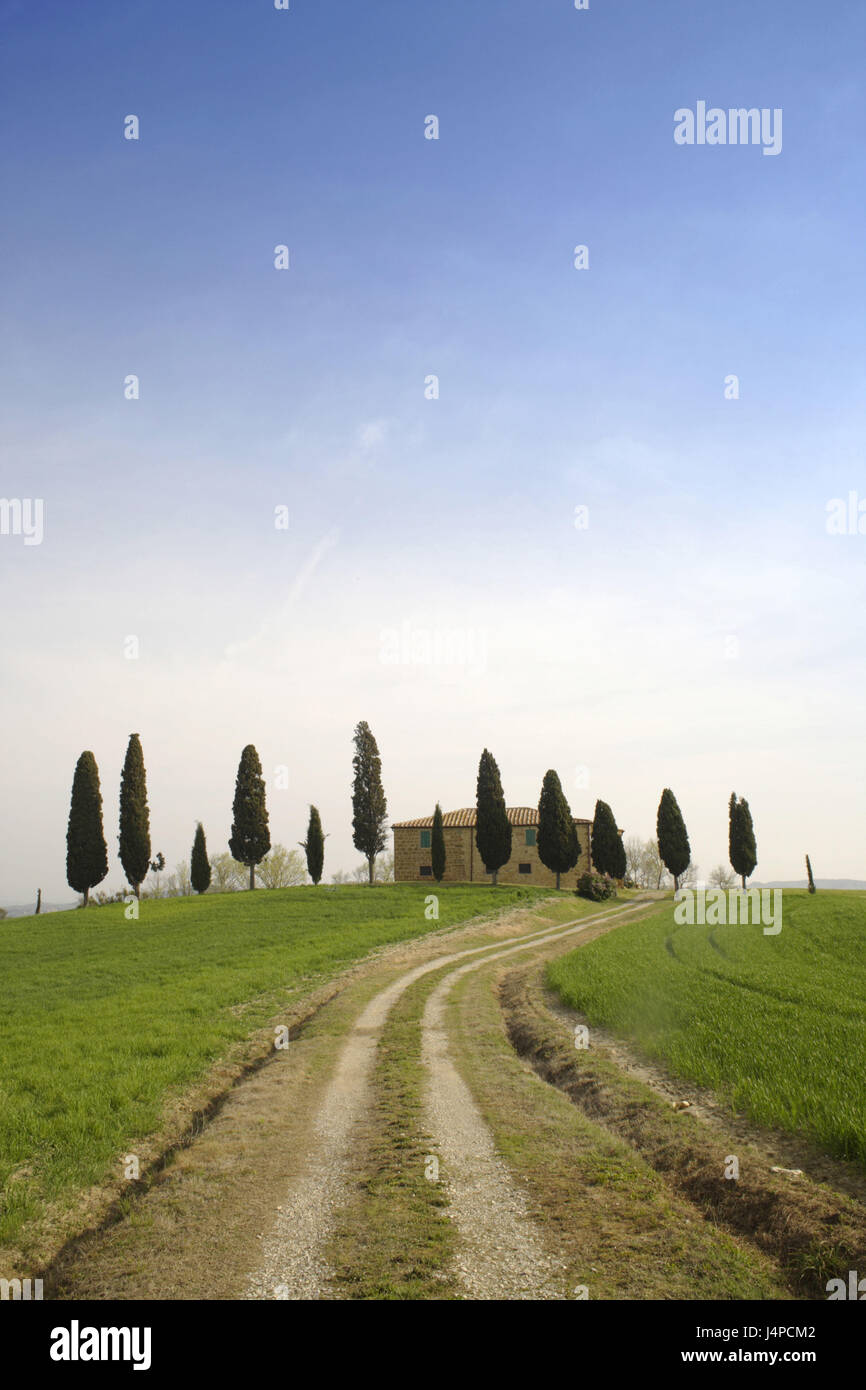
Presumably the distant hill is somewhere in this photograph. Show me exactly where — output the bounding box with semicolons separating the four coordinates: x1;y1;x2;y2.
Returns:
1;901;78;919
752;880;866;891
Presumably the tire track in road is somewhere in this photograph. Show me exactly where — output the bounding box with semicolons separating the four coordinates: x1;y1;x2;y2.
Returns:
244;901;646;1299
419;905;652;1299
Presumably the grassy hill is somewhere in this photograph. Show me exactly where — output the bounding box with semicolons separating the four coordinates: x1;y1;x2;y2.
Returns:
0;883;542;1251
546;890;866;1166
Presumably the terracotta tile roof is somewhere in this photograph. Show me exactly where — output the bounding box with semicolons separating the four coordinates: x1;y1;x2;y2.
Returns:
393;807;591;829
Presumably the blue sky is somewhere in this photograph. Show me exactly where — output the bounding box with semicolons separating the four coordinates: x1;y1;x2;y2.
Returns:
1;0;864;901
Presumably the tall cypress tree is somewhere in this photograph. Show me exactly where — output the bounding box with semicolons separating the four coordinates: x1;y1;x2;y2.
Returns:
66;751;108;906
431;802;446;882
475;748;512;885
591;800;626;880
300;805;325;885
806;854;817;894
728;792;757;889
568;819;580;878
190;822;211;894
591;799;616;876
229;744;271;889
537;770;580;889
351;721;388;884
611;825;627;881
119;733;151;898
656;788;690;891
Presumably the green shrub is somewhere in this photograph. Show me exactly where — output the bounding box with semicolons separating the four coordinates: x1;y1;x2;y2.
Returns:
576;870;616;902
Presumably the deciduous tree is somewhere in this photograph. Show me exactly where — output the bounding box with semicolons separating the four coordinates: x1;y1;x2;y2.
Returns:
209;852;246;893
148;851;166;897
708;863;736;889
257;845;306;889
641;838;670;890
162;860;193;897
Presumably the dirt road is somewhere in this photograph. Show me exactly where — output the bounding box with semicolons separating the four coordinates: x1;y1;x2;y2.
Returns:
245;901;646;1299
51;891;849;1302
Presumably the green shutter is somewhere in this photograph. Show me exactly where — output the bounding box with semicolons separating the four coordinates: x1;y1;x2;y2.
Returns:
525;827;536;846
420;829;431;848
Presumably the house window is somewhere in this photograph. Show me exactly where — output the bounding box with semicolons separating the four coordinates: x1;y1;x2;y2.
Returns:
419;865;433;876
420;829;431;848
518;863;532;874
525;828;536;846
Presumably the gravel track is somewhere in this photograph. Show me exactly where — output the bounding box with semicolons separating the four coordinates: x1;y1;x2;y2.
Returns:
418;911;649;1298
245;902;646;1299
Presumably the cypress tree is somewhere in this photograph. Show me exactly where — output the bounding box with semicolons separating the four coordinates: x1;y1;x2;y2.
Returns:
351;721;388;884
537;770;580;889
611;827;627;881
190;822;211;894
569;819;580;877
229;744;271;889
66;751;108;906
119;733;151;898
591;800;626;880
656;788;690;891
300;805;325;885
806;854;817;894
475;748;512;885
431;803;446;882
728;792;757;889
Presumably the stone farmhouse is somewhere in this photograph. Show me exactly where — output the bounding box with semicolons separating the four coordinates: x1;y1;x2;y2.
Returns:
392;806;593;888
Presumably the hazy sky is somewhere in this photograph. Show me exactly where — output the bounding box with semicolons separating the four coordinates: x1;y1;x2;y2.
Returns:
1;0;864;903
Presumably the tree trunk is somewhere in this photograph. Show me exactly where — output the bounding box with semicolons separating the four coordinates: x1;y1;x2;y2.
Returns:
556;871;561;890
674;874;679;892
249;863;255;890
35;888;41;914
368;856;374;885
741;874;746;890
134;883;140;899
492;869;498;886
83;887;89;907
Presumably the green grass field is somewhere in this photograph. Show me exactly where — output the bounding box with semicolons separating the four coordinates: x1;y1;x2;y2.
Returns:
0;883;542;1249
546;891;866;1167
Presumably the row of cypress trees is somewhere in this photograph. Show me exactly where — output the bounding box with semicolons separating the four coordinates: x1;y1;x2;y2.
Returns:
474;749;628;888
431;758;757;893
227;744;327;888
655;787;757;890
66;734;207;903
65;736;328;904
65;725;757;902
66;735;155;905
222;722;389;890
425;751;627;889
